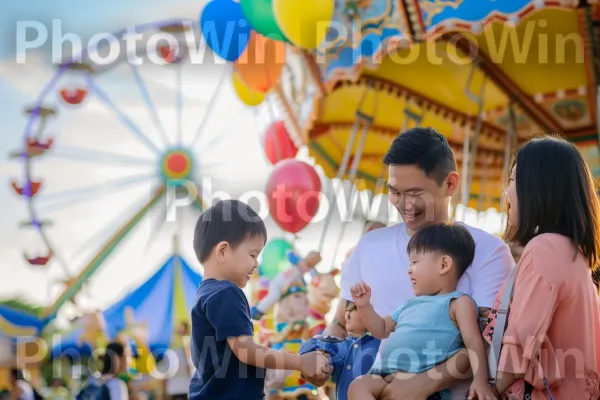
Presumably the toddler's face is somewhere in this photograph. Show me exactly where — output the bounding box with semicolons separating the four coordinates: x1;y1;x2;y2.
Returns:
407;251;444;296
345;308;367;335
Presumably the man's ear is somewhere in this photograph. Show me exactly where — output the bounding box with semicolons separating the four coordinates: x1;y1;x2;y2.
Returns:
439;255;453;276
214;241;229;262
446;172;459;197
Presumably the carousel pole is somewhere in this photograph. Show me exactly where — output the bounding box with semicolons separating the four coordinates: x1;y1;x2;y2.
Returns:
465;69;488;201
459;125;471;220
317;85;371;253
477;153;489;221
501;101;518;228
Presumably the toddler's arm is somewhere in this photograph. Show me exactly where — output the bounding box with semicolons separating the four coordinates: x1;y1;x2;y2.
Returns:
351;283;395;339
453;295;497;400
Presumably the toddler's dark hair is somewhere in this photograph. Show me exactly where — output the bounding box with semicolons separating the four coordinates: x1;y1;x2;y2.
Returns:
193;199;267;263
407;222;475;278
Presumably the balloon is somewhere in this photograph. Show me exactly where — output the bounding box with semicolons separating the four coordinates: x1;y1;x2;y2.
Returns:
234;31;286;93
264;121;298;164
272;0;335;50
259;238;294;280
240;0;288;42
200;0;252;62
232;71;265;106
266;159;321;234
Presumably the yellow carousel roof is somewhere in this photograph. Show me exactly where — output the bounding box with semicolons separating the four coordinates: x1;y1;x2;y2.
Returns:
275;2;599;212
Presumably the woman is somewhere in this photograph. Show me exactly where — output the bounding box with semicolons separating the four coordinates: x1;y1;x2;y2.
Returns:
483;135;600;399
98;342;130;400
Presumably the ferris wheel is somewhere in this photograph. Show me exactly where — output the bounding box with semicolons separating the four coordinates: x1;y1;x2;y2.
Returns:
9;18;272;321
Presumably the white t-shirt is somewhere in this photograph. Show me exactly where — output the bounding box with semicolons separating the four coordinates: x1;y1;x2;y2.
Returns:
340;222;514;399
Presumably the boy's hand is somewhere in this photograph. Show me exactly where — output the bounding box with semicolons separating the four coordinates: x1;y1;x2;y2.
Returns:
467;379;498;400
350;282;371;308
299;352;331;379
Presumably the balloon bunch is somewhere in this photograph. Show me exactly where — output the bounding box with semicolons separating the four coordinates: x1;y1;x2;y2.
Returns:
200;0;335;106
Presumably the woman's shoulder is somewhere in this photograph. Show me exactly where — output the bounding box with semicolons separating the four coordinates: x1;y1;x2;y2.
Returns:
521;233;586;280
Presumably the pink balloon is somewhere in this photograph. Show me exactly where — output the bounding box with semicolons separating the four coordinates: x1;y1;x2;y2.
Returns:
266;159;321;234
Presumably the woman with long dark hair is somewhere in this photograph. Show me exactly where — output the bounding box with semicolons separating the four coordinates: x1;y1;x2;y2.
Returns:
483;135;600;399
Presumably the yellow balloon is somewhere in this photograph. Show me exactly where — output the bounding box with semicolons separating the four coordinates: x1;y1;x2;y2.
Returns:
232;72;265;106
272;0;334;50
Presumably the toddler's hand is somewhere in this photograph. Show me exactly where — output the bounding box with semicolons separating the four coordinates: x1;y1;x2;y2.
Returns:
299;352;331;379
467;379;498;400
350;282;371;308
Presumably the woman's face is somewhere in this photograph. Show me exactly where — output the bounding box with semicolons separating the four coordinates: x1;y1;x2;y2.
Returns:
507;165;518;226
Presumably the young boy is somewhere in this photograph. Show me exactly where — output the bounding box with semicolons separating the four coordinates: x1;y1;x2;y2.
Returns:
299;301;380;400
348;222;496;400
189;200;330;400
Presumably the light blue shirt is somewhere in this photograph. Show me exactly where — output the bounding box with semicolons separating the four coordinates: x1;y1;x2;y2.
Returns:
369;291;471;399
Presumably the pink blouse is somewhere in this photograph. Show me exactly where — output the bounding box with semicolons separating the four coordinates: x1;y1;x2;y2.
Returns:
483;233;600;399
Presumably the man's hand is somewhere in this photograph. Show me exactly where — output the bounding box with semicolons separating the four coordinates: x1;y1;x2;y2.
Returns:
299;351;331;379
380;372;437;400
350;282;371;308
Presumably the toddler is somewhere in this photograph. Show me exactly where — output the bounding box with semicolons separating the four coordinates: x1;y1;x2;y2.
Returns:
348;222;496;400
188;200;330;400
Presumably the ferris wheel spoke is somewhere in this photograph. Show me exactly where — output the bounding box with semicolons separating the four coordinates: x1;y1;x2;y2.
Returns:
36;174;157;213
87;77;161;155
43;185;167;320
203;108;247;150
129;63;171;148
48;145;155;168
176;62;184;145
188;64;230;148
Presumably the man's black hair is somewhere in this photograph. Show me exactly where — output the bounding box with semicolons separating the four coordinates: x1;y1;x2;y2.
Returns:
193;199;267;264
383;127;457;185
407;222;475;278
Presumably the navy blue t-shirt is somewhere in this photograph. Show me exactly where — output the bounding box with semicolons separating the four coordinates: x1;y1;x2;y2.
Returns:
189;279;266;400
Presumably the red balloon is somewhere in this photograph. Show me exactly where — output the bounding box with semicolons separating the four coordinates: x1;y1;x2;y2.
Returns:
264;121;298;165
266;159;321;234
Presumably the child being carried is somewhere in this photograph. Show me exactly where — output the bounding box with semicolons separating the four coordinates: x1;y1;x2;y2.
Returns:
348;222;497;400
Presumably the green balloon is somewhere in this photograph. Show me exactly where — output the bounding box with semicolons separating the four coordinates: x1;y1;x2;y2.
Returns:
259;238;294;279
240;0;289;43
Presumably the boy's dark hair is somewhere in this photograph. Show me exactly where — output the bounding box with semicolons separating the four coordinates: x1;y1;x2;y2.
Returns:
504;135;600;272
100;342;125;375
193;199;267;263
383;127;457;185
407;222;475;278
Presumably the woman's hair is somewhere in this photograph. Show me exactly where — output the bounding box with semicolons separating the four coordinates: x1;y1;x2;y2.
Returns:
100;341;126;375
504;135;600;271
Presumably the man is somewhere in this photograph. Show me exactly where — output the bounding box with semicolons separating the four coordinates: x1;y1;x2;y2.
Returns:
306;127;514;399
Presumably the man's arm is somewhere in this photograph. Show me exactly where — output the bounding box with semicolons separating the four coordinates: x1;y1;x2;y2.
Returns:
381;349;472;399
322;300;347;337
470;239;514;309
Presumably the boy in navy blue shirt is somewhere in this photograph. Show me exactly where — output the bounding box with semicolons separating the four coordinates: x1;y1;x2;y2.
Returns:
189;200;331;400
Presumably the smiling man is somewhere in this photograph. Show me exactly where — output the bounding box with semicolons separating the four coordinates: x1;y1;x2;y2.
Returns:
309;127;514;400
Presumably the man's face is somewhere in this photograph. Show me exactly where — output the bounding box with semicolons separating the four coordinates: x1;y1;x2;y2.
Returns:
387;165;457;233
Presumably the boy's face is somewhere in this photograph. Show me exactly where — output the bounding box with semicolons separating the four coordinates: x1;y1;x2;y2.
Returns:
407;250;451;296
225;235;265;288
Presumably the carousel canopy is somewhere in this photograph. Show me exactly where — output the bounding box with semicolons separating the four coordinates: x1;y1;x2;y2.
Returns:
0;305;43;340
51;254;202;358
275;0;600;212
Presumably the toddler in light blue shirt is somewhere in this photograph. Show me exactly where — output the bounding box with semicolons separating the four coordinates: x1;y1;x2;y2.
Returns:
347;223;496;400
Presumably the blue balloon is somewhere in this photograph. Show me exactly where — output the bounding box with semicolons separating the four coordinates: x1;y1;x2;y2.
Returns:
200;0;252;62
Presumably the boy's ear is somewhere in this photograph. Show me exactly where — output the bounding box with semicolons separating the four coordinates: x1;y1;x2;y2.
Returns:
214;241;230;262
439;255;453;275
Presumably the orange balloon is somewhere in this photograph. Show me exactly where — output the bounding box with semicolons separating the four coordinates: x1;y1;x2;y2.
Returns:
234;31;286;93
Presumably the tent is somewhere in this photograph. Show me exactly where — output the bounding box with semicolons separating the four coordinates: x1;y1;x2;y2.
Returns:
0;305;43;341
52;254;202;359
